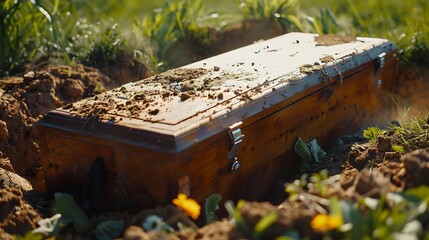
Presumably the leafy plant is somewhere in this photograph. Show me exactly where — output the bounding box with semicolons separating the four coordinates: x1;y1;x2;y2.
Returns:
308;169;330;198
225;200;278;240
0;0;130;77
142;215;174;233
299;186;429;239
133;0;211;71
54;193;91;234
307;185;429;239
305;8;340;34
294;137;327;171
0;0;60;76
388;111;429;151
284;173;308;202
31;193;124;239
363;126;386;143
285;169;336;204
234;0;302;31
345;0;429;65
94;220;125;240
13;232;44;240
204;193;222;224
299;0;429;66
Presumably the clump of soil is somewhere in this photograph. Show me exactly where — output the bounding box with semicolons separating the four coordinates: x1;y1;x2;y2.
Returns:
315;34;356;46
401;149;429;188
0;188;42;239
0;64;113;190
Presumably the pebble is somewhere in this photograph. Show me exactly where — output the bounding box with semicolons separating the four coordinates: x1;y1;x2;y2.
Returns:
0;168;33;192
23;71;35;79
0;102;7;109
0;120;8;141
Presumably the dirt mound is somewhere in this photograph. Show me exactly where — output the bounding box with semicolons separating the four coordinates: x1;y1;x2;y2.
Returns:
0;64;113;190
0;188;42;239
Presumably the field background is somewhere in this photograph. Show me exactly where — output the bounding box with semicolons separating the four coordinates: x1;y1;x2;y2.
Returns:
2;0;428;77
2;1;429;239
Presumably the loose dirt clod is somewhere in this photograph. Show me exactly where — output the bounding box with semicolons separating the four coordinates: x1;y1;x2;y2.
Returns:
315;34;356;46
401;149;429;187
0;188;41;238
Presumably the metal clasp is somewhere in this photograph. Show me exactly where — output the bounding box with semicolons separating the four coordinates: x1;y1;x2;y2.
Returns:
377;52;386;70
228;121;243;172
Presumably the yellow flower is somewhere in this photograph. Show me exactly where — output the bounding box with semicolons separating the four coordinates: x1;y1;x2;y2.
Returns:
172;193;201;220
310;214;342;232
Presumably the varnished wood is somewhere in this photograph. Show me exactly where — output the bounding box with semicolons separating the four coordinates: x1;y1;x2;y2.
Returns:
37;33;398;209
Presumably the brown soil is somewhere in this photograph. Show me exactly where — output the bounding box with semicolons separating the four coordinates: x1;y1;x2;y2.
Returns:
0;188;42;239
1;35;429;238
315;34;356;46
0;64;115;191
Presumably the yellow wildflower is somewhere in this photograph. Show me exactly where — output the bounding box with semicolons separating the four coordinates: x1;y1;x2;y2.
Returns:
310;214;342;232
172;193;201;220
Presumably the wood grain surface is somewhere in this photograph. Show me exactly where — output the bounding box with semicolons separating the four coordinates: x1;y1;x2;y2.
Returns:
37;33;398;209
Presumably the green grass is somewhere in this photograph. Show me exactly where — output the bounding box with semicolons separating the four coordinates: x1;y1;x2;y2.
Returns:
132;0;212;70
234;0;302;31
0;0;129;76
299;0;429;65
1;0;429;77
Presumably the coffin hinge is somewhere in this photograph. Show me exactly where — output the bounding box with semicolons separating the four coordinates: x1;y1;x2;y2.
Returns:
228;121;243;172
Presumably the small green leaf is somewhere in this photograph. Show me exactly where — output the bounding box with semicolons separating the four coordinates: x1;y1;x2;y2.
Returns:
253;212;278;239
308;139;326;162
363;127;386;143
13;232;44;240
94;220;125;240
294;137;312;163
329;197;343;223
254;212;277;233
54;193;91;234
392;145;405;153
403;185;429;204
234;210;252;239
340;200;365;239
224;200;236;220
275;231;301;240
204;193;222;224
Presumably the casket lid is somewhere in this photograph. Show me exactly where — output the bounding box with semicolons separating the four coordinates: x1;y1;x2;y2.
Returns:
41;32;395;152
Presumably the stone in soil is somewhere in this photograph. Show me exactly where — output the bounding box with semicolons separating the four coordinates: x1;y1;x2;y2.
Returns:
0;168;32;193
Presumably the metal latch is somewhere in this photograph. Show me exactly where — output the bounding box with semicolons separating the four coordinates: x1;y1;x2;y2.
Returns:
377;52;386;70
228;121;243;172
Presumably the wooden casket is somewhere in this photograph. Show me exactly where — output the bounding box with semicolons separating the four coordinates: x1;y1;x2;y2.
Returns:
37;32;397;210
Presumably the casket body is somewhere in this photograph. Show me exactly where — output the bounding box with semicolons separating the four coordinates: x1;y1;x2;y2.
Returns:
37;33;397;208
